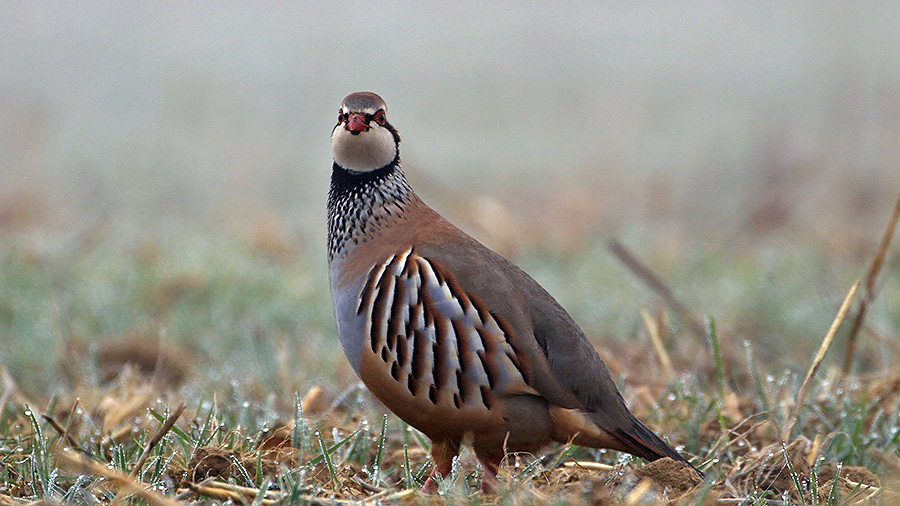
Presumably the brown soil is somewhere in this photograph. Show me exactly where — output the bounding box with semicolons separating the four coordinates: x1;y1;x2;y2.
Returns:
634;458;704;496
816;464;882;503
188;446;281;482
729;437;883;503
96;337;192;386
605;457;703;502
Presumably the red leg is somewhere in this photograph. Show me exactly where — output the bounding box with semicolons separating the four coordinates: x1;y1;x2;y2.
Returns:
477;454;502;494
420;440;459;494
420;459;453;493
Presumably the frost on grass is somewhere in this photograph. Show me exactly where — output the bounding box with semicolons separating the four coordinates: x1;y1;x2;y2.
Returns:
1;351;898;505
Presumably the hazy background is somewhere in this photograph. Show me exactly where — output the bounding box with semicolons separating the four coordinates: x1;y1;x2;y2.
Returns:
2;2;900;392
4;1;899;237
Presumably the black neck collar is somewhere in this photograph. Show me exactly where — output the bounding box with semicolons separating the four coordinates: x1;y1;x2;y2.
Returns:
329;159;399;201
327;158;412;260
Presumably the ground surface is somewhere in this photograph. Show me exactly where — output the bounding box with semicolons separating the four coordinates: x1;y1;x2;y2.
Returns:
1;199;898;504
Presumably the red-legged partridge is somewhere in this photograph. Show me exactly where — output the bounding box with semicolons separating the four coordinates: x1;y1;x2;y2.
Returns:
328;92;696;492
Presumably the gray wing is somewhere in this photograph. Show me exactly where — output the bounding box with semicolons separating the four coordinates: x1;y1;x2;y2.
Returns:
419;230;690;464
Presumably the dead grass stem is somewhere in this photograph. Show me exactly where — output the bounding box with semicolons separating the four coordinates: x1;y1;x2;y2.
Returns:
641;307;676;381
609;240;707;340
55;448;182;506
782;281;860;441
843;192;900;374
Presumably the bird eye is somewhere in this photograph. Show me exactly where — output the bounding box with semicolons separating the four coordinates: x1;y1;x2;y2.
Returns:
374;110;386;126
337;110;346;123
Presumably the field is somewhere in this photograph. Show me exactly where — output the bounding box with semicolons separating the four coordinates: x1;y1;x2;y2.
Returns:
1;189;898;504
3;3;900;504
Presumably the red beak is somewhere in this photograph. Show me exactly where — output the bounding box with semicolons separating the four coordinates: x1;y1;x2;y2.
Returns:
346;113;370;133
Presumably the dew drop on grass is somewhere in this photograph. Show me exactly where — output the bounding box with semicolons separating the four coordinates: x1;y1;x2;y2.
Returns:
667;394;676;401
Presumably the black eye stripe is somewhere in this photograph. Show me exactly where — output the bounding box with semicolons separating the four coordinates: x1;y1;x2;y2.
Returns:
337;110;385;126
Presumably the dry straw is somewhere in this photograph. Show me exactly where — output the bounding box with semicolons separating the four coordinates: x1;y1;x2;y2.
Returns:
842;192;900;373
782;280;860;441
640;307;676;381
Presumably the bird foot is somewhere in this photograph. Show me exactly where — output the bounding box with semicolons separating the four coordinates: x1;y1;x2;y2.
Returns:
420;477;439;494
419;460;453;494
478;456;500;494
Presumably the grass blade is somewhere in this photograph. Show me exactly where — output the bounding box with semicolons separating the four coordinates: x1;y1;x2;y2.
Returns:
781;441;806;502
373;414;388;488
316;425;340;492
403;443;413;489
706;317;726;399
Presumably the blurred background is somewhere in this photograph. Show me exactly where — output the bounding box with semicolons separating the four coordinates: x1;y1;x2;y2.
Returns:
2;1;899;395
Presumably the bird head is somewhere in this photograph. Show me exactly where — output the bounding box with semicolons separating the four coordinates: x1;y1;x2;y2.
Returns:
332;92;401;172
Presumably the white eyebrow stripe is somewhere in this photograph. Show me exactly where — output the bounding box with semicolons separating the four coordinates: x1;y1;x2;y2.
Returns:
341;106;385;115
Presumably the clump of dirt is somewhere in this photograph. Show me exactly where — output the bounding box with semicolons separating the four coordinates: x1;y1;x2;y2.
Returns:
188;446;283;482
731;437;812;495
815;464;881;503
818;463;880;487
532;465;616;505
729;437;882;502
96;337;192;387
864;372;900;414
634;458;704;496
257;385;351;451
63;334;192;388
258;423;294;451
606;457;703;502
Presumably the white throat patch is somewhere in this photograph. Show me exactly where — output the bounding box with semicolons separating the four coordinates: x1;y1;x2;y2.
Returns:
332;124;397;172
